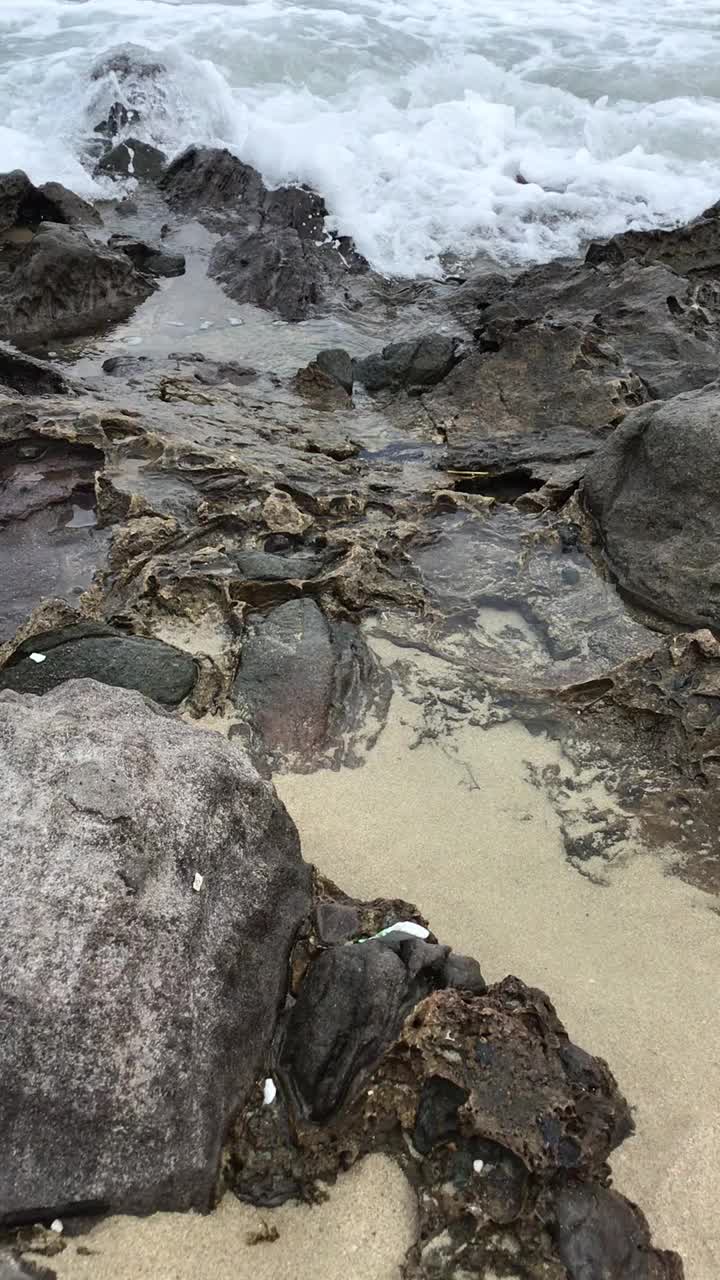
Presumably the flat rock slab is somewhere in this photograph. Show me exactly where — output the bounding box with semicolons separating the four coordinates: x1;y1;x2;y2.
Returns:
0;625;197;705
0;679;310;1221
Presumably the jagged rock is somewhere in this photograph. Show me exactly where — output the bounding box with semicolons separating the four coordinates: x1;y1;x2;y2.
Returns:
555;1182;682;1279
453;256;720;401
160;147;365;319
355;333;461;392
97;138;167;182
585;198;720;277
0;679;310;1220
192;359;256;387
0;223;155;342
90;46;167;84
108;232;185;277
0;624;197;705
428;322;645;458
0;170;99;233
295;361;351;408
584;383;720;627
209;227;334;322
94;100;139;139
316;348;354;395
0;343;68;395
233;598;388;767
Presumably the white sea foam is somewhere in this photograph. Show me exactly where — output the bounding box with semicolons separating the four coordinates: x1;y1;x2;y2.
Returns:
0;0;719;276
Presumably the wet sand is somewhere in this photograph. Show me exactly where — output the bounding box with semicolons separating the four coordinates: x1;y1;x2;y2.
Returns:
50;1156;416;1280
278;647;720;1280
47;642;719;1280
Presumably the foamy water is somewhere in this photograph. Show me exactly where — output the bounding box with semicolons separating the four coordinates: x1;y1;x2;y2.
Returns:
1;0;719;276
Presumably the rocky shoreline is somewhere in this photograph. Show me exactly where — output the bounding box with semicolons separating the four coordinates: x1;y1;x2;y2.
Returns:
3;46;720;1280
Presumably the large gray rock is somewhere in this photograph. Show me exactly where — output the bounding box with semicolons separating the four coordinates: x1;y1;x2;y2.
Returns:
354;333;461;392
0;223;155;343
209;227;333;322
0;624;197;705
584;383;720;628
0;680;310;1222
0;170;99;233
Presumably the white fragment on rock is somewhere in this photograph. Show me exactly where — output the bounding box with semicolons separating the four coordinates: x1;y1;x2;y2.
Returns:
473;1159;484;1175
50;1219;64;1234
227;317;243;326
376;920;430;940
29;652;46;664
192;872;204;892
199;320;213;330
263;1077;277;1105
167;320;185;327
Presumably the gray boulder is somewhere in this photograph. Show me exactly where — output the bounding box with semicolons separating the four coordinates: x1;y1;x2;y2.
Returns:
209;227;330;322
0;223;155;343
0;343;69;396
584;384;720;628
0;679;310;1221
0;624;197;705
96;138;167;182
0;170;99;234
354;333;461;392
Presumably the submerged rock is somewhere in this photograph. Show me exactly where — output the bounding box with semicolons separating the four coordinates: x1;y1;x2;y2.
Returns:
584;383;720;628
0;679;310;1220
0;223;155;343
0;623;197;705
585;197;720;277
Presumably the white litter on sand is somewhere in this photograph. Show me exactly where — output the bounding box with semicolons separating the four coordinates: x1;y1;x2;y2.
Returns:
375;921;430;941
192;872;204;892
50;1220;64;1234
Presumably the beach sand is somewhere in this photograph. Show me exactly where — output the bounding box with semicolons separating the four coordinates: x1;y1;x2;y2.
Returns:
47;643;719;1280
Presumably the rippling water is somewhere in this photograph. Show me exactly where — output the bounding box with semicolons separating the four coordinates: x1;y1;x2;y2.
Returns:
1;0;719;275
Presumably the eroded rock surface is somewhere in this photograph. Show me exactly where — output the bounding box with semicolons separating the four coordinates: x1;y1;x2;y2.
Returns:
0;680;310;1221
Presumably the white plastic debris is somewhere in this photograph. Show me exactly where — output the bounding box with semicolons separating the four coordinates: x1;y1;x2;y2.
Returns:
192;872;204;892
50;1219;64;1234
199;320;213;330
29;652;46;664
473;1159;484;1175
263;1077;277;1105
375;921;430;941
227;317;243;326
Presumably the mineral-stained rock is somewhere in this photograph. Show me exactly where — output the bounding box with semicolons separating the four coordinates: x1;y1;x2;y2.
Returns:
0;623;197;705
209;227;334;322
316;348;354;395
230;953;682;1278
584;383;720;628
0;679;310;1220
0;223;155;343
355;334;461;392
0;343;69;396
108;232;185;277
233;597;389;767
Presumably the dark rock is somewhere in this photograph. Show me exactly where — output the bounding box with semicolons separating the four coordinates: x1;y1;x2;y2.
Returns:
585;198;720;278
316;348;354;395
295;361;351;408
233;598;387;766
234;549;324;582
0;223;155;343
0;678;310;1220
210;227;330;322
0;343;68;396
555;1182;683;1279
0;1259;56;1280
413;1076;469;1154
96;139;167;182
0;624;197;706
584;384;720;628
102;354;152;377
90;46;167;84
279;939;452;1120
0;170;99;233
354;333;461;392
314;901;362;945
108;232;185;277
94;100;139;139
35;182;101;228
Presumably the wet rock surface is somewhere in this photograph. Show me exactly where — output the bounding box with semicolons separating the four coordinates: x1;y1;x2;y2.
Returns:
0;624;197;705
108;233;185;278
0;223;155;343
0;679;310;1222
0;171;100;234
584;383;720;629
355;333;462;392
0;345;69;396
